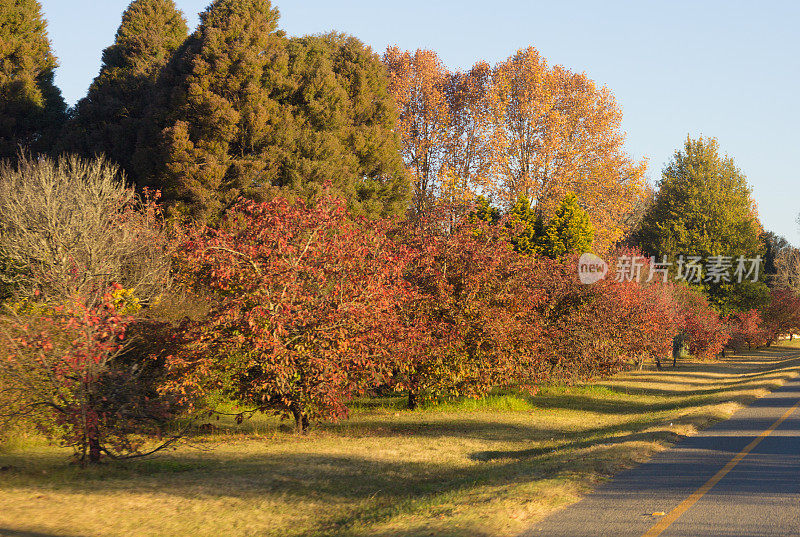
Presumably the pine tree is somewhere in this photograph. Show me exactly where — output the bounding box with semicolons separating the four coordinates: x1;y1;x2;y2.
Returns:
158;0;293;220
67;0;188;186
282;33;408;218
538;192;595;258
505;194;542;256
158;0;408;221
0;0;66;159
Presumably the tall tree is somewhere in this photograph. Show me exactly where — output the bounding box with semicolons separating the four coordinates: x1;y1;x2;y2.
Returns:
488;47;646;249
66;0;188;186
384;47;452;214
0;0;66;159
635;136;765;309
279;33;408;218
158;0;292;221
159;0;407;222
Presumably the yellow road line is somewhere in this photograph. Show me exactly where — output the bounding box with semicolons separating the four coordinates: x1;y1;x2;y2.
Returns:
641;397;800;537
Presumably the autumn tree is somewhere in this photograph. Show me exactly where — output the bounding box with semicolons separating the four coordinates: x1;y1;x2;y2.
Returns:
65;0;188;187
0;0;66;159
775;247;800;293
0;155;171;305
166;194;409;431
488;47;646;249
440;62;493;205
384;47;452;214
761;287;800;343
394;211;531;408
634;136;766;309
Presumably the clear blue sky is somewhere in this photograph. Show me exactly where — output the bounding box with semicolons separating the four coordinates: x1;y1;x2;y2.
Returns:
40;0;800;244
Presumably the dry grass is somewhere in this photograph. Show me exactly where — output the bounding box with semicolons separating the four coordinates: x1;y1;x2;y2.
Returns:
1;343;799;537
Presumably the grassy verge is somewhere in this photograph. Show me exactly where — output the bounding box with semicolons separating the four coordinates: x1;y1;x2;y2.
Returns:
2;344;799;537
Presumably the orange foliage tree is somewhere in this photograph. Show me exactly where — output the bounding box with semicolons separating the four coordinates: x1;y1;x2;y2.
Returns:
385;45;647;249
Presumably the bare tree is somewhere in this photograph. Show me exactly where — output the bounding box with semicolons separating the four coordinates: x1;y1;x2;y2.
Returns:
0;154;170;304
775;247;800;293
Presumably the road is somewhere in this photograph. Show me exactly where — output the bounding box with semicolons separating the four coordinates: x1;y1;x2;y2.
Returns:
524;358;800;537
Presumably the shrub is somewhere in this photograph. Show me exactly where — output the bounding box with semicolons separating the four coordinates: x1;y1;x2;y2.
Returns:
726;309;766;351
674;284;729;359
0;287;180;464
392;210;528;408
166;194;410;431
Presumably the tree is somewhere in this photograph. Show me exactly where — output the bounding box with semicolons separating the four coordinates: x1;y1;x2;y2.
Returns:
278;33;409;217
166;194;409;431
384;47;452;214
760;287;800;343
775;247;800;293
635;136;765;309
726;309;765;351
504;194;541;256
159;1;407;222
488;47;646;249
0;155;171;305
156;0;290;221
673;284;729;359
538;192;595;258
66;0;188;187
0;286;181;464
393;210;530;408
762;231;789;283
0;0;66;159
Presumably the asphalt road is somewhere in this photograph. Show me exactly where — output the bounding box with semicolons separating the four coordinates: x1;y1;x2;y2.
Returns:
524;362;800;537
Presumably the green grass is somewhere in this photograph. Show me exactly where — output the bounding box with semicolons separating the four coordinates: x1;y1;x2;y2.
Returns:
1;344;799;537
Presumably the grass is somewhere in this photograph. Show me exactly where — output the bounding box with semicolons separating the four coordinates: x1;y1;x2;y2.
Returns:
1;343;800;537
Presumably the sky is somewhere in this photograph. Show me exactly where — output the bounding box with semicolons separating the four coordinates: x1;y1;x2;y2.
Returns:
40;0;800;244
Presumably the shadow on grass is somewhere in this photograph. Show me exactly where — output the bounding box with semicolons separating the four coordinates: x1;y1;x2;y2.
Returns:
2;347;799;537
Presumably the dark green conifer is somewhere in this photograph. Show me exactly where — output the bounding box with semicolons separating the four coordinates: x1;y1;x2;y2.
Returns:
0;0;66;159
67;0;188;185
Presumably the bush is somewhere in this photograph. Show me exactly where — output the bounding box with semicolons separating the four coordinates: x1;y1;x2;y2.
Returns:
674;285;729;359
0;154;170;305
166;194;410;432
726;309;766;352
393;210;527;408
0;287;180;464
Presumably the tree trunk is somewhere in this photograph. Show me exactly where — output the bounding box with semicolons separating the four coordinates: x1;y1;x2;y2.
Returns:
290;403;309;434
87;428;102;464
408;390;418;410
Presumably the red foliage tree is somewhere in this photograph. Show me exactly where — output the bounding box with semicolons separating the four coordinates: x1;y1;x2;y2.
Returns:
516;255;678;381
391;212;533;408
0;286;177;464
674;285;729;359
726;309;766;351
760;287;800;344
166;195;410;431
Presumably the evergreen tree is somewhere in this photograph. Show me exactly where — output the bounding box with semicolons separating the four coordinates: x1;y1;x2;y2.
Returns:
158;0;293;220
470;195;500;225
539;192;595;258
66;0;188;186
0;0;66;159
634;136;765;309
505;194;541;256
158;0;408;221
281;33;408;218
